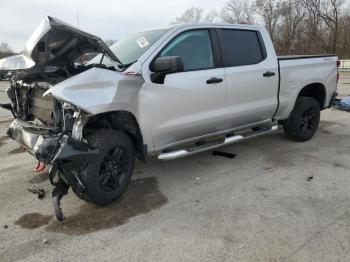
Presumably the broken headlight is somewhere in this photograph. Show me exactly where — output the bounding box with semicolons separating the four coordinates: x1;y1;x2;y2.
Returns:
62;102;77;131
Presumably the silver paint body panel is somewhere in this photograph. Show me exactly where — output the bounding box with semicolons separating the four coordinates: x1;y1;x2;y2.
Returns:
276;57;338;119
42;23;338;155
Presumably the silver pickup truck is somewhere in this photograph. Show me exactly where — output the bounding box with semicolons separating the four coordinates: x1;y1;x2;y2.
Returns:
1;17;339;220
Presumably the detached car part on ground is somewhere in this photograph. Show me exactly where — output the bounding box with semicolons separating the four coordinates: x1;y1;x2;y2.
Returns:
0;17;342;221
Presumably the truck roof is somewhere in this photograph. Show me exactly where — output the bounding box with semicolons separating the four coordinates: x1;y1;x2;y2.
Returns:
172;23;262;30
139;23;263;33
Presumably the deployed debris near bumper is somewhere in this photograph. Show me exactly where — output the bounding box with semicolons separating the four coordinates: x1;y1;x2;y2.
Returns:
7;118;99;220
27;188;46;199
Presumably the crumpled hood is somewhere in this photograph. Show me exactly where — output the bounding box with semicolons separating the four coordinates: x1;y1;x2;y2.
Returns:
23;16;120;67
43;61;143;115
44;67;124;114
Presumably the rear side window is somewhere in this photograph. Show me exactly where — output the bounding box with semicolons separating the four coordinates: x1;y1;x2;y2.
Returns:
220;30;264;67
160;30;214;71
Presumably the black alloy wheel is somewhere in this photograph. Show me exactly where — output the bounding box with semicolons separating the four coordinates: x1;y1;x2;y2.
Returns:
283;97;321;142
99;146;129;192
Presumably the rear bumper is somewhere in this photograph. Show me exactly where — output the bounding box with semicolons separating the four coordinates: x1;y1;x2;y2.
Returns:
7;118;98;165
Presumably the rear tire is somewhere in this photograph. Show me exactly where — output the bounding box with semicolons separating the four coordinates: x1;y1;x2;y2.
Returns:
283;97;320;142
78;129;135;206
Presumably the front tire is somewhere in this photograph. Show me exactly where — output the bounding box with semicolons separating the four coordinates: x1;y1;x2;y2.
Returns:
283;97;320;142
78;129;135;206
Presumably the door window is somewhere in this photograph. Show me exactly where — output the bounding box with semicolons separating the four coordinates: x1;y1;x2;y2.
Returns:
160;30;214;71
220;30;264;67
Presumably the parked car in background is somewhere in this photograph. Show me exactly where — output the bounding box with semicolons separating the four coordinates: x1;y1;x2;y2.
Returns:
0;54;34;80
0;70;7;80
0;70;14;80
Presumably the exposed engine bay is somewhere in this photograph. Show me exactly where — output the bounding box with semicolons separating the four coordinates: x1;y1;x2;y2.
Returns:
7;62;114;130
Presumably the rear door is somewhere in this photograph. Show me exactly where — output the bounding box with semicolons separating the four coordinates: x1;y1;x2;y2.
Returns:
217;29;279;128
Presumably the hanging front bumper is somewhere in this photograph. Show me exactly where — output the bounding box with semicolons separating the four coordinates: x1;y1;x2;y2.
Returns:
7;118;98;165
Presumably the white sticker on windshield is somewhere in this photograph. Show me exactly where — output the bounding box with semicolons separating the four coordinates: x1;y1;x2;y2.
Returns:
136;37;149;48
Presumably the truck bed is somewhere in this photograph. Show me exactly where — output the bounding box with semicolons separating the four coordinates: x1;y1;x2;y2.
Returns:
275;54;338;120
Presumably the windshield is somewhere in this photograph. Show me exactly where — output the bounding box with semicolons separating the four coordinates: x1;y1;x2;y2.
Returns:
87;29;169;67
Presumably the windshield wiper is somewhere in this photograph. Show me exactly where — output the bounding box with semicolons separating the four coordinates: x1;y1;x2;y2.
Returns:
99;53;105;64
98;51;136;71
118;60;137;70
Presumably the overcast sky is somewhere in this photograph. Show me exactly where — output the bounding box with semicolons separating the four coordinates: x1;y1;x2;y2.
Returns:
0;0;228;52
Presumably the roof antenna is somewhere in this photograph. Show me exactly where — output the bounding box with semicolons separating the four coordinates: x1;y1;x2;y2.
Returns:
76;11;80;28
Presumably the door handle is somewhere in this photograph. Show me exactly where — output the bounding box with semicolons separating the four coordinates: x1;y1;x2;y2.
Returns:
206;77;223;84
263;71;276;77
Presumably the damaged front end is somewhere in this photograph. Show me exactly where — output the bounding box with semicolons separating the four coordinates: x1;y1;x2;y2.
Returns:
2;16;122;221
7;103;99;221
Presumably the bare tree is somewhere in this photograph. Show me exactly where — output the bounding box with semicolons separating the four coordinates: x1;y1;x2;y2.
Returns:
301;0;345;52
220;0;256;24
204;10;220;23
0;43;16;59
276;0;306;55
255;0;281;42
172;7;205;24
337;8;350;58
0;43;13;54
171;0;350;58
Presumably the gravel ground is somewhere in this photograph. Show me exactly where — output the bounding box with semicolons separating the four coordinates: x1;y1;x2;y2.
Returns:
0;74;350;262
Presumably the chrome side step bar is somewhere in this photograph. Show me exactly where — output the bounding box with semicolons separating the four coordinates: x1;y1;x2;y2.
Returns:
158;125;279;161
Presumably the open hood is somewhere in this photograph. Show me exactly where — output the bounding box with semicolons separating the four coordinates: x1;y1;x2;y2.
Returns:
24;16;120;67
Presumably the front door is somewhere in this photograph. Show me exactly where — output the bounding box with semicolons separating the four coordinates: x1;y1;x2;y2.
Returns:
143;29;227;149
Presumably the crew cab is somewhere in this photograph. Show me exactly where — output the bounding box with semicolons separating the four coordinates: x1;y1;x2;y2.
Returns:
1;17;339;220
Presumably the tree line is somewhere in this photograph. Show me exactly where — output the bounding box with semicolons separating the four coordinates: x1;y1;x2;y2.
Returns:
172;0;350;58
1;2;348;60
0;43;16;59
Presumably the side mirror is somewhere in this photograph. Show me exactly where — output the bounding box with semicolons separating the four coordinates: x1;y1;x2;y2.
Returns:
150;56;184;84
